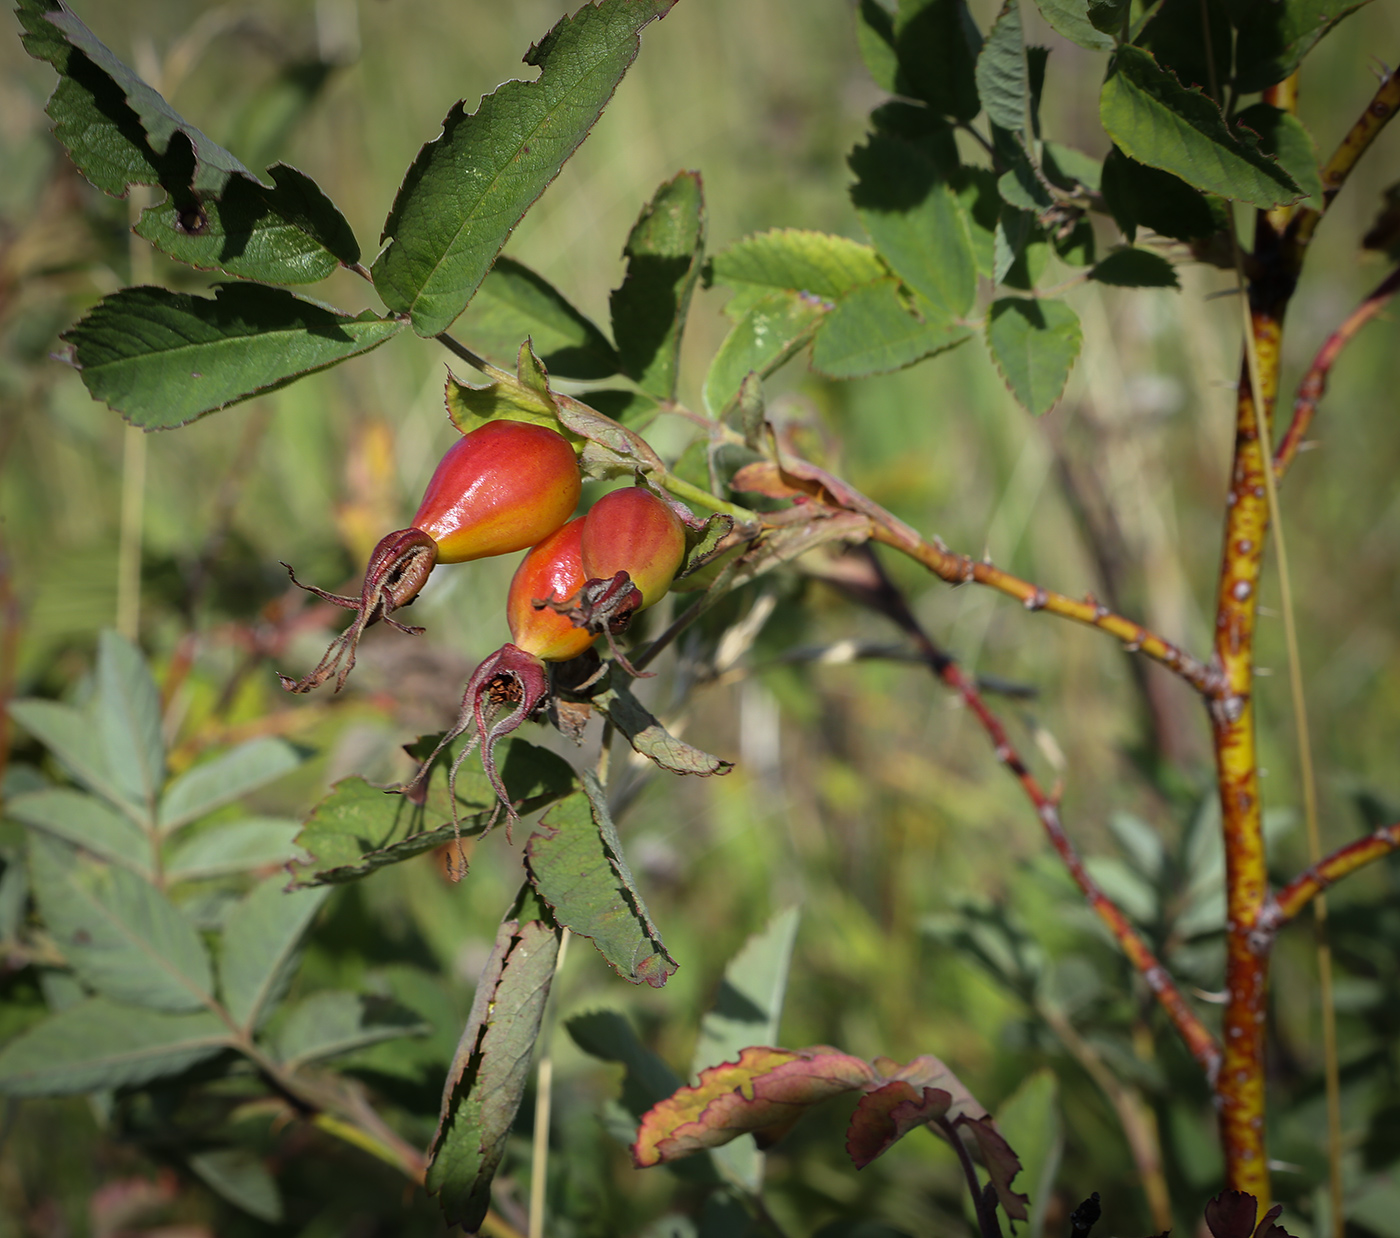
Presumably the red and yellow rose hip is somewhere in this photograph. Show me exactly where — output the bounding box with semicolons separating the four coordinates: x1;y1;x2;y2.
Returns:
580;486;686;609
279;419;582;694
507;516;593;663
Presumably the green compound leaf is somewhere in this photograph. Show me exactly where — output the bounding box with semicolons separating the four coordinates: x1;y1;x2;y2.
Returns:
1089;247;1180;287
96;630;164;815
1099;145;1222;241
976;0;1029;137
62;284;405;430
1135;0;1230;101
1031;0;1114;50
17;0;359;282
526;776;678;987
218;876;330;1033
427;885;561;1231
858;0;982;122
132;163;360;284
611;170;706;400
703;291;827;417
188;1149;283;1225
811;280;970;380
1235;103;1325;212
372;0;679;337
0;998;228;1097
592;677;732;777
29;834;213;1013
708;228;886;316
7;699;126;809
455;257;620;379
288;737;575;886
1099;46;1300;209
7;789;151;878
984;297;1082;416
850;133;976;320
158;737;303;834
163;818;303;883
1232;0;1369;94
273;990;428;1070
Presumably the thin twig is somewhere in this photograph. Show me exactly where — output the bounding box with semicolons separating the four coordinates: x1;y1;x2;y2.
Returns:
1266;822;1400;927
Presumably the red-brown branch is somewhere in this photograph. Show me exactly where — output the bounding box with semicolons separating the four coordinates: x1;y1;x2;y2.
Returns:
1274;264;1400;478
1265;822;1400;928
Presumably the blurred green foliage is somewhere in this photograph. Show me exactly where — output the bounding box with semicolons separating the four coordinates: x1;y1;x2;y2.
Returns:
3;0;1400;1235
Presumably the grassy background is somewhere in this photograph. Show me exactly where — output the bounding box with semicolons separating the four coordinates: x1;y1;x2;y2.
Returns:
3;0;1400;1234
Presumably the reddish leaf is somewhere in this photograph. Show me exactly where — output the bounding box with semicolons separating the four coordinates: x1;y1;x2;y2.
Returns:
1206;1191;1259;1238
847;1081;954;1167
960;1113;1030;1223
632;1046;876;1167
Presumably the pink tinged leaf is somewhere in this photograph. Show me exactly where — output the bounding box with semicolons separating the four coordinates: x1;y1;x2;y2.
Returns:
1206;1191;1260;1238
959;1113;1030;1223
847;1081;955;1168
632;1046;877;1168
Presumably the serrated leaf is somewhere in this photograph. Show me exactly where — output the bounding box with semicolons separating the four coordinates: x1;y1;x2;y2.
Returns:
288;738;575;886
30;834;213;1012
427;885;561;1231
372;0;678;337
188;1149;283;1224
611;171;706;400
994;206;1033;285
0;998;228;1096
985;298;1081;415
708;229;886;316
1099;145;1221;241
1031;0;1114;50
977;0;1029;135
7;699;124;808
811;280;970;380
996;1070;1062;1238
526;778;677;987
273;990;427;1070
158;737;303;834
703;291;826;417
691;908;801;1191
8;789;151;877
850;134;976;319
954;166;1001;278
133;163;360;284
444;365;562;438
856;0;900;90
1235;103;1324;212
889;0;983;122
1089;247;1180;287
218;875;329;1032
96;631;164;814
1136;0;1230;98
1232;0;1369;93
63;285;404;430
455;257;620;379
163;818;303;883
593;679;732;778
1100;46;1300;208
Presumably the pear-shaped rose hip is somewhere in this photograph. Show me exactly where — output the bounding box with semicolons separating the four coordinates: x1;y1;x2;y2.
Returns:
413;420;581;563
280;419;581;694
507;517;595;663
580;487;686;610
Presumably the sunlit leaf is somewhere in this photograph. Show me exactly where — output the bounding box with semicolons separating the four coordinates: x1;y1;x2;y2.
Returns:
984;297;1081;415
977;0;1029;136
811;280;970;380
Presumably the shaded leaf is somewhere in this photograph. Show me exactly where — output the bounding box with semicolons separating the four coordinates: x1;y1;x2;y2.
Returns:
1099;46;1300;208
426;885;561;1231
885;0;983;122
30;833;212;1012
163;818;303;883
811;280;970;380
218;875;329;1032
0;998;227;1096
1232;0;1369;93
132;163;360;284
611;171;706;400
995;1069;1063;1238
96;630;164;814
1136;0;1230;98
7;699;124;807
188;1149;283;1224
593;679;732;778
977;0;1029;136
850;134;976;319
445;361;563;438
1235;103;1324;211
1089;247;1180;287
846;1080;956;1167
526;777;678;986
1044;141;1103;192
1031;0;1114;50
568;1008;687;1120
158;737;303;833
1099;145;1222;241
455;256;620;379
372;0;679;337
62;285;405;430
703;291;827;416
984;298;1081;416
273;990;427;1069
288;738;575;886
8;789;151;877
1205;1191;1260;1238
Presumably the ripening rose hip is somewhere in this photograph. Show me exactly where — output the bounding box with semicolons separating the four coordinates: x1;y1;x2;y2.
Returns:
507;517;595;663
279;419;581;694
580;487;686;610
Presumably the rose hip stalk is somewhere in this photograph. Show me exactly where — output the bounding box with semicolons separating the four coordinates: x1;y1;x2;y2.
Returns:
280;419;581;694
414;487;688;846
